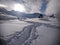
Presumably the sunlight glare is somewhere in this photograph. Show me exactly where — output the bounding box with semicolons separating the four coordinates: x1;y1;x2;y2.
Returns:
14;4;26;12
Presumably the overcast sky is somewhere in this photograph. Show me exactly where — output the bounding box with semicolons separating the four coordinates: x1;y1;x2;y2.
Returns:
0;0;60;15
46;0;60;15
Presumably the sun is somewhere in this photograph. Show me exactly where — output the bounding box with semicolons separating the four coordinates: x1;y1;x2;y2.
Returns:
14;4;26;12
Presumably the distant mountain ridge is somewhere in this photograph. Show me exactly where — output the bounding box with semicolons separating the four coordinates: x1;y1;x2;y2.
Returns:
0;8;44;18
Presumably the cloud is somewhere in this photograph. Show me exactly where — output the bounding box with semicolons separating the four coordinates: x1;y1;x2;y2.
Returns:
0;0;43;13
0;4;7;7
0;0;16;10
22;0;49;13
21;0;42;13
46;0;60;15
0;0;51;13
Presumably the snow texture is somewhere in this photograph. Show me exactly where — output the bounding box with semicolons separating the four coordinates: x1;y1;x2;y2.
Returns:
0;18;60;45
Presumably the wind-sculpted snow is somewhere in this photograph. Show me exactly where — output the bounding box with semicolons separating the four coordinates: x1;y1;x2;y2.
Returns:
0;23;39;45
0;20;60;45
6;25;33;45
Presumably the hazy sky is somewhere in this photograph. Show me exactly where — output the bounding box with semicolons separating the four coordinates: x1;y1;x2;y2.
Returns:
0;0;60;14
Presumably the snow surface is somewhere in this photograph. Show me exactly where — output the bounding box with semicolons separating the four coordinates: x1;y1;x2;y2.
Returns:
0;19;32;36
0;18;60;45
